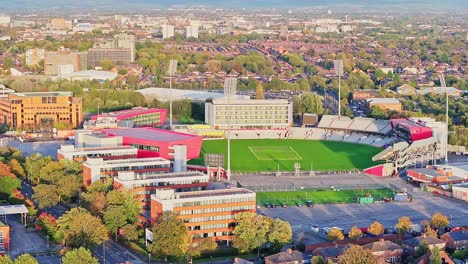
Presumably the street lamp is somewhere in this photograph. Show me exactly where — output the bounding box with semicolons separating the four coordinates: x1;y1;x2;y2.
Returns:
168;59;178;130
334;60;344;118
439;74;449;164
224;78;237;181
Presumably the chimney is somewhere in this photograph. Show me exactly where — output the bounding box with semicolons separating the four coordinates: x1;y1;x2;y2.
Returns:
287;248;292;254
380;238;385;243
422;233;427;238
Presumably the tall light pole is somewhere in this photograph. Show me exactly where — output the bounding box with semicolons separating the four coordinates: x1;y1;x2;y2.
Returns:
168;59;178;130
334;60;344;118
439;74;449;164
224;78;237;181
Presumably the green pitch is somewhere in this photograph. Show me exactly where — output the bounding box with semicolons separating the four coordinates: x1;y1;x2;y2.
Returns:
257;188;394;205
189;139;381;172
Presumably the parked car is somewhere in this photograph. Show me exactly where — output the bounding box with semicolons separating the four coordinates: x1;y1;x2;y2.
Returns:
271;203;277;208
265;203;271;208
256;204;261;209
281;203;287;208
296;203;303;207
306;200;314;207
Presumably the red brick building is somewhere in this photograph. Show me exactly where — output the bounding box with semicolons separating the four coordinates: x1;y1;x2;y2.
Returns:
0;220;10;254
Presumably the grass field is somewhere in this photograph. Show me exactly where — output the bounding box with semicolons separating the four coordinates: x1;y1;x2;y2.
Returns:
257;188;394;205
189;139;381;172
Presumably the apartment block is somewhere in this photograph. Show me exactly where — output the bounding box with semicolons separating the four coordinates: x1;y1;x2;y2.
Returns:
82;157;171;187
150;188;256;241
25;48;45;66
0;92;83;129
114;171;209;208
44;47;87;76
87;48;131;68
161;25;175;39
205;99;293;129
57;145;138;162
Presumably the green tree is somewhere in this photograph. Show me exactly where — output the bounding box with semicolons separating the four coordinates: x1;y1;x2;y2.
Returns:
62;247;99;264
104;206;128;241
327;227;344;241
106;190;140;223
302;93;324;114
187;238;218;258
396;216;413;234
311;256;327;264
2;58;14;69
292;95;303;115
430;246;442;264
25;154;53;184
232;212;272;253
431;212;449;228
338;245;376;264
58;208;108;249
100;59;114;71
39;161;65;183
148;212;190;260
0;176;20;197
118;69;128;75
121;224;139;242
13;254;38;264
415;240;429;258
268;218;293;248
33;184;60;208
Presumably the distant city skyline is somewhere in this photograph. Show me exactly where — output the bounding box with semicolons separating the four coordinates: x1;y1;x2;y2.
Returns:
0;0;467;11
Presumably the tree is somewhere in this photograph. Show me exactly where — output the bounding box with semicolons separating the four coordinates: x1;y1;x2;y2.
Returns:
0;176;20;197
338;245;376;264
268;218;292;248
368;221;385;236
81;191;107;215
13;254;38;264
431;212;449;228
62;247;99;264
415;240;429;258
121;224;139;242
302;93;324;114
100;59;114;71
292;95;303;115
39;161;65;183
2;58;14;69
106;190;140;223
311;256;327;264
327;227;344;241
348;226;362;240
255;82;264;99
430;246;442;264
8;159;25;178
104;206;128;241
396;216;413;234
232;212;272;253
0;255;12;264
25;154;53;184
187;238;218;258
424;228;438;238
58;208;108;249
118;69;128;75
149;212;190;260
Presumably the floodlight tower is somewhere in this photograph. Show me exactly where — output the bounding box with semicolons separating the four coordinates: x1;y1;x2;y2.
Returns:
168;59;178;130
334;60;344;117
439;74;449;164
224;78;237;181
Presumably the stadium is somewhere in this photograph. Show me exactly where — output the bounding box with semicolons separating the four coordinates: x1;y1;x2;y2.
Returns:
185;114;447;177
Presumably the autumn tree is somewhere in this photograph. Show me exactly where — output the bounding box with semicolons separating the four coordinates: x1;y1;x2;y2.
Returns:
338;245;377;264
13;254;38;264
148;211;190;260
396;216;413;234
0;255;12;264
431;212;449;228
62;247;99;264
424;228;438;238
368;221;385;236
187;238;218;258
100;59;114;71
33;175;81;208
121;224;139;242
311;256;327;264
255;82;264;99
57;208;108;249
8;159;25;178
233;212;272;253
348;226;362;240
81;191;107;216
327;227;345;241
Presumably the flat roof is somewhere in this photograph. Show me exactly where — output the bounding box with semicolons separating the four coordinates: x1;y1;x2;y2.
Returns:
14;91;73;97
137;87;250;102
0;205;28;215
367;98;400;104
211;99;289;105
92;107;165;120
103;127;198;142
116;171;208;181
176;188;254;199
87;157;169;166
391;119;426;129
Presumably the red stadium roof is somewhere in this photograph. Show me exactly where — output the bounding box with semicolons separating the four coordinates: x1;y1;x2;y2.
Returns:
102;127;197;142
390;119;426;129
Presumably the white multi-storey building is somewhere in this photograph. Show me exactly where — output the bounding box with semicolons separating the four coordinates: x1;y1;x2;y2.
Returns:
25;48;45;66
161;25;175;39
185;25;199;39
205;99;293;129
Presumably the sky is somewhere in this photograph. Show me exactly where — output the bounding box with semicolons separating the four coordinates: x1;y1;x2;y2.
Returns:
0;0;466;11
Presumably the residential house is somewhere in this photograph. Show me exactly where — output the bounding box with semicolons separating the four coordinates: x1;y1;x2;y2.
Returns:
265;248;304;264
351;90;378;101
419;87;462;97
441;231;468;250
396;84;417;96
233;257;253;264
363;239;404;264
414;250;455;264
312;244;350;263
402;235;446;254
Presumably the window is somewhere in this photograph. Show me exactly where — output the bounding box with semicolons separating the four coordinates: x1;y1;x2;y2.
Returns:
0;231;3;244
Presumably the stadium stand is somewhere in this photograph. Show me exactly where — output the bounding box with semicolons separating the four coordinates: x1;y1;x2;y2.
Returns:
318;115;392;135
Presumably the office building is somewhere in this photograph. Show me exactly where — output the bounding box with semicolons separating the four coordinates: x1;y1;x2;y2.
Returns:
50;18;72;30
150;188;256;241
0;15;11;27
87;48;131;68
57;145;138;162
205;99;293;129
25;48;45;67
89;107;166;128
44;47;87;76
82;157;171;187
161;25;175;39
0;92;83;129
185;25;199;39
366;98;402;112
114;171;209;208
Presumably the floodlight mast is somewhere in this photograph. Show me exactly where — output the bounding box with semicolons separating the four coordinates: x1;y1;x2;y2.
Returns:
334;60;344;118
439;74;449;164
168;59;178;130
224;78;237;181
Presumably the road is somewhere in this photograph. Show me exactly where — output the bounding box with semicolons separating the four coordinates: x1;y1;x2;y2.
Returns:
94;240;149;264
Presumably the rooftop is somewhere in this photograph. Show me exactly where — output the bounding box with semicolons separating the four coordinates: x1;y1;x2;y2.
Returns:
211;99;289;105
13;91;73;97
92;107;166;120
367;97;400;104
102;127;199;142
177;188;254;199
85;157;170;166
137;87;250;102
391;119;427;129
116;171;207;181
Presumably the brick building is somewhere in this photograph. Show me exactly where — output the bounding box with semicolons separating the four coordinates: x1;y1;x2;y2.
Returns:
87;48;131;68
0;220;10;253
44;47;87;76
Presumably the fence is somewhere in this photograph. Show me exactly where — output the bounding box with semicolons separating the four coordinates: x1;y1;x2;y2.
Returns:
238;183;402;193
232;169;362;177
